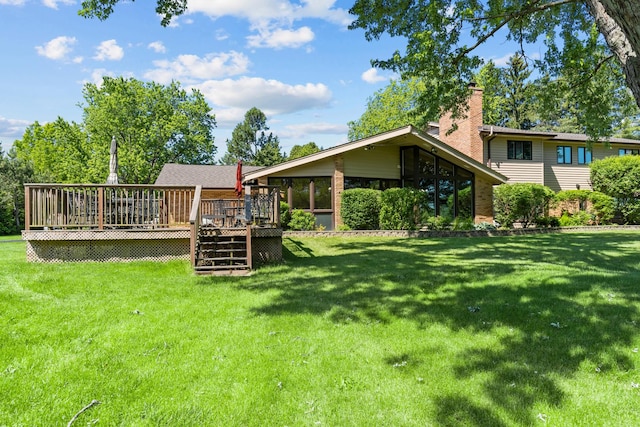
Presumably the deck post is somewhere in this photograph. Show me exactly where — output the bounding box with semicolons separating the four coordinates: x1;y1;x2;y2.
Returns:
246;224;252;269
98;187;104;230
24;185;30;231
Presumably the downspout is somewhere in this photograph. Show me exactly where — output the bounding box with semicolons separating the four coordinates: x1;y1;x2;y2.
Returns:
485;125;496;168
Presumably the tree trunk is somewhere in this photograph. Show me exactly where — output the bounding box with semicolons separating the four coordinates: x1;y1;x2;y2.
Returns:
585;0;640;108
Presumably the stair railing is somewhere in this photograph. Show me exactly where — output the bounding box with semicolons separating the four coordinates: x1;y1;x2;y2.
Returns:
188;185;203;268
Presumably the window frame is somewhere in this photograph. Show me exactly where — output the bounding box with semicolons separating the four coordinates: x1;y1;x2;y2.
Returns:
507;140;533;160
557;146;572;164
577;147;592;165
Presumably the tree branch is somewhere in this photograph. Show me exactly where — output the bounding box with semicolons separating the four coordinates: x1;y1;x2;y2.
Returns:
67;400;101;427
454;0;578;64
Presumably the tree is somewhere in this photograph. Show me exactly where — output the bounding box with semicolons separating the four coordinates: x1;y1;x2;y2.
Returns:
474;61;507;126
0;148;44;234
348;0;640;139
219;107;285;167
348;78;432;141
13;77;217;184
501;54;535;130
590;155;640;223
287;142;322;161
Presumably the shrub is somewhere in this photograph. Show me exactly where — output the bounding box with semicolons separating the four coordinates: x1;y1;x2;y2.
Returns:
474;222;497;231
590;155;640;223
451;216;474;231
379;188;431;230
424;215;453;231
280;202;291;230
493;183;555;228
534;216;560;228
558;210;593;226
340;188;381;230
288;209;316;231
588;191;614;224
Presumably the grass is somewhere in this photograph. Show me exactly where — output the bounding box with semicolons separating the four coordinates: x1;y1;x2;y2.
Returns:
0;234;21;241
2;231;640;426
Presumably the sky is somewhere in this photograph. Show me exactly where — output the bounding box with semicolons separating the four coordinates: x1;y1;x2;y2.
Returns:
0;0;522;160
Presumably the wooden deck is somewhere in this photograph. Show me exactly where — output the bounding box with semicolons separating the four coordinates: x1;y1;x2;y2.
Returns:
23;184;282;272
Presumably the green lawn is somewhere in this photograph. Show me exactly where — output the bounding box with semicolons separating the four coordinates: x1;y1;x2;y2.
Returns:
2;232;640;426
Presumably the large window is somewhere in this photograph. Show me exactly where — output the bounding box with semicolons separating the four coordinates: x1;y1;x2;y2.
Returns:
578;147;592;165
401;146;474;219
344;177;400;190
619;148;640;156
557;146;572;164
268;177;332;211
507;140;532;160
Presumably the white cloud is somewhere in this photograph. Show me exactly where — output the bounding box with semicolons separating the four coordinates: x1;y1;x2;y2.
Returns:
186;0;352;27
0;116;30;139
489;52;541;67
144;51;250;84
35;36;77;61
42;0;74;9
148;41;166;53
279;122;348;139
0;0;25;5
93;39;124;61
192;77;332;123
361;68;388;84
247;26;314;49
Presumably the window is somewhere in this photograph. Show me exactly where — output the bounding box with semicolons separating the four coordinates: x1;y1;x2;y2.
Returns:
268;177;332;211
557;146;572;164
344;177;400;191
619;148;640;156
578;147;592;165
507;140;532;160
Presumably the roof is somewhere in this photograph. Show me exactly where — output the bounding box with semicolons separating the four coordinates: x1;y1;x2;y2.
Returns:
154;163;264;188
244;125;507;185
479;125;640;145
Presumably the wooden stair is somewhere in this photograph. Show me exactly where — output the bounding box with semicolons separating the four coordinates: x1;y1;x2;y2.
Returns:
194;226;251;275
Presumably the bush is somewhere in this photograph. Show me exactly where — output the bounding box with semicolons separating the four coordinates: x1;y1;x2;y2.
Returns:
424;215;453;231
493;183;555;228
590;156;640;223
288;209;316;231
588;191;614;224
341;188;381;230
558;210;593;226
280;202;291;230
474;222;497;231
554;189;614;225
379;188;431;230
534;216;560;228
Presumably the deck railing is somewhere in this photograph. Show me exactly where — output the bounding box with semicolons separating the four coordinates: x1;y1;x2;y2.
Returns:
24;184;281;231
24;184;196;230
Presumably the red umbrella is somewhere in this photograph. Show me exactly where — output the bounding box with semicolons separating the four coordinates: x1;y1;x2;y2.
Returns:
234;160;243;197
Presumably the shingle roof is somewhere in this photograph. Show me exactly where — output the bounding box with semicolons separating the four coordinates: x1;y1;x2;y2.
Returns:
479;125;640;144
154;163;264;188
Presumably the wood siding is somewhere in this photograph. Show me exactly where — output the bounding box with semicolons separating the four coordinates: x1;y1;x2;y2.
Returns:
268;157;335;177
489;137;544;184
342;146;400;179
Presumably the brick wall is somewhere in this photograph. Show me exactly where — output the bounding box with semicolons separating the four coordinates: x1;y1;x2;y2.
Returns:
438;86;484;163
474;176;494;223
333;154;344;228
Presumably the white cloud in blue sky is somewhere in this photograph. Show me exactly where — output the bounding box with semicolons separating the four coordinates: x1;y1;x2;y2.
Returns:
0;0;524;156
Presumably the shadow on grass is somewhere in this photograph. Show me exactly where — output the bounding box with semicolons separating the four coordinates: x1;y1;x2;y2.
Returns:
225;232;640;424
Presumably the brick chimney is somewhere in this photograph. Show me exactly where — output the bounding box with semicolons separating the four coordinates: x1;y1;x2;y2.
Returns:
438;84;484;163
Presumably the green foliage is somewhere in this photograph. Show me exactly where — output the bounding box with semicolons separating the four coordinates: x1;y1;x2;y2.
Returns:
340;189;381;230
451;216;474;231
287;142;322;160
588;191;615;225
219;107;285;167
379;188;430;230
473;222;497;231
424;215;453;231
0;149;45;234
348;78;433;140
13;77;217;184
79;0;187;26
349;0;640;140
590;156;640;223
288;209;316;231
493;183;555;228
534;216;561;228
558;210;593;226
280;202;291;230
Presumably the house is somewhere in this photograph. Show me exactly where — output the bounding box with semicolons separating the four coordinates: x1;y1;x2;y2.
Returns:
242;125;507;230
438;85;640;192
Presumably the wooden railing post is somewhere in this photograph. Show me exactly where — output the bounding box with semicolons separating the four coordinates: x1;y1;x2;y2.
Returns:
98;187;104;230
189;185;202;268
246;224;252;269
24;185;31;231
